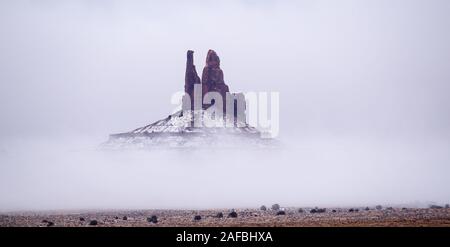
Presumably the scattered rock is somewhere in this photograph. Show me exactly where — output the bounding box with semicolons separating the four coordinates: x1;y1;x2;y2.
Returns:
298;208;304;213
430;205;443;209
310;208;326;214
122;216;128;220
42;219;48;223
79;217;85;221
89;220;98;226
332;210;337;213
216;212;223;218
271;204;280;211
375;205;383;210
46;221;54;227
194;215;202;221
147;215;158;224
228;211;238;218
349;208;355;213
260;205;267;211
276;210;286;216
114;216;119;220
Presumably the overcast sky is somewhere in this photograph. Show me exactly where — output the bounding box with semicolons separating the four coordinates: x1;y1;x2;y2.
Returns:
0;0;449;139
0;0;449;211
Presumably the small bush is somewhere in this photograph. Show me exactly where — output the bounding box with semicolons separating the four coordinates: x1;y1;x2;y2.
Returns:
271;204;280;211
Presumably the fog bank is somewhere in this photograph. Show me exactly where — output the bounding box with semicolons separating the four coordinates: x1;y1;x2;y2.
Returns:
0;135;449;212
1;0;450;211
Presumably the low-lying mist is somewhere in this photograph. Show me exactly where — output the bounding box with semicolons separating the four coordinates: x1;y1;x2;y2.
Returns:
1;134;449;212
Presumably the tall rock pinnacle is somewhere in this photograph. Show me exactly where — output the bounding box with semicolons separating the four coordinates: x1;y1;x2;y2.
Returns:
183;49;240;114
184;50;201;100
201;50;230;99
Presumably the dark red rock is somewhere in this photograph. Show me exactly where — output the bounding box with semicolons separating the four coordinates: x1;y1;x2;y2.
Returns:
184;50;201;110
201;50;230;109
182;49;246;124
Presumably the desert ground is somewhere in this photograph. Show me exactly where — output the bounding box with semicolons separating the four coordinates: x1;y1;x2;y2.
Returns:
1;206;450;227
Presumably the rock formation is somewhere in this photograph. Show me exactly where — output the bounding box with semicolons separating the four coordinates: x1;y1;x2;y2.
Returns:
184;50;201;110
182;49;245;122
103;50;267;149
183;49;231;110
201;50;230;104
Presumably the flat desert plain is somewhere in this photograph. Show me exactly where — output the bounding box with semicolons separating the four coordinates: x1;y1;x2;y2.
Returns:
1;207;450;227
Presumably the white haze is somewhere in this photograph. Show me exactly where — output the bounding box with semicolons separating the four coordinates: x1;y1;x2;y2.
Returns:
1;0;450;211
